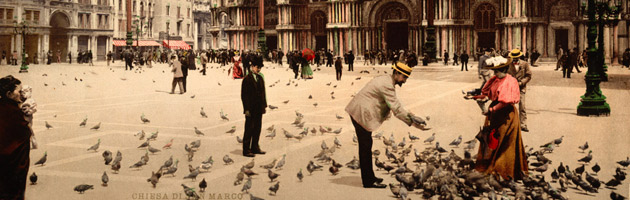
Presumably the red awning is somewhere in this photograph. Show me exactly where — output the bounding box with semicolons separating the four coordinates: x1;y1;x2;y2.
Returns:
112;40;161;47
162;40;191;50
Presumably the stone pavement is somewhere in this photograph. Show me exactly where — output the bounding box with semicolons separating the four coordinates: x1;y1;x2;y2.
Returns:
1;60;629;200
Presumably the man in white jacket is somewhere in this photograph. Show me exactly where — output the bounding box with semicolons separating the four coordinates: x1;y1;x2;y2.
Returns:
345;62;429;188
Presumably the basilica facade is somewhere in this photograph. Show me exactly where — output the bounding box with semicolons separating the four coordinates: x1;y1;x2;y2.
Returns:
195;0;630;62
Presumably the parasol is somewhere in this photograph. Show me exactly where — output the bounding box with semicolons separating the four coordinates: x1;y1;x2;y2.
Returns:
302;48;315;61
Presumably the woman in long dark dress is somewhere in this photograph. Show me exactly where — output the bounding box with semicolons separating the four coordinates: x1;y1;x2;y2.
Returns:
468;56;528;180
0;75;32;200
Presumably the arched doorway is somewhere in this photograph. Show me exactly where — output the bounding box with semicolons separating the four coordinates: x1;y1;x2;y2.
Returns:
50;11;70;62
377;2;410;51
264;0;278;50
311;11;326;51
474;3;496;49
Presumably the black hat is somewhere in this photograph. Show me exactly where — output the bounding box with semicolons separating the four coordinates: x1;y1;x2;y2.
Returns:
252;55;264;67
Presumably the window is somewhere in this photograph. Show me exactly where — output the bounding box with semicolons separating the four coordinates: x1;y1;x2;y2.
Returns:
119;0;123;11
177;22;181;35
79;13;91;29
79;0;91;4
23;10;40;24
166;5;170;16
0;8;14;24
133;1;136;12
98;14;109;29
177;7;181;18
187;8;190;18
187;24;190;37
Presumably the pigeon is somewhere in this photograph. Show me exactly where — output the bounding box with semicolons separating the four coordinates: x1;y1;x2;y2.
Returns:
162;139;174;149
266;125;275;132
199;178;207;192
45;121;53;129
90;122;101;130
297;169;304;181
408;132;420;141
353;135;358;144
79;117;88;127
435;142;448;153
220;110;230;121
191;127;205;136
617;157;630;168
335;114;344;120
321;141;329;150
533;162;549;174
87;139;101;152
29;172;37;185
268;169;280;182
147;130;159;141
334;137;342;148
553;135;564;145
241;177;252;193
74;184;94;194
135;130;146;140
190;95;195;99
332;128;342;134
578;141;589;152
313;103;318;107
111;160;121;173
269;105;278;110
147;145;161;154
147;171;161;188
163;160;179;176
265;129;276;139
282;100;289;104
102;150;113;165
610;192;627;200
140;114;150;123
190;140;201;149
449;135;462;147
578;150;593;163
101;171;109;186
269;181;280;195
183;169;200;181
329;165;339;175
226;126;236;134
260;159;277;170
129;159;147;169
424;133;436;144
137;140;150;148
389;183;400;197
275;154;286;170
236;136;243;143
223;155;234;165
35;152;47;166
200;107;208;118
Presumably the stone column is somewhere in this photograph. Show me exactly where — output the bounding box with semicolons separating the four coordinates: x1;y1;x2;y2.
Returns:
522;25;527;53
613;25;619;65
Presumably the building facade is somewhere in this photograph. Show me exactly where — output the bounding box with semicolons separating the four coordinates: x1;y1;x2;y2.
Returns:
195;0;630;62
0;0;114;62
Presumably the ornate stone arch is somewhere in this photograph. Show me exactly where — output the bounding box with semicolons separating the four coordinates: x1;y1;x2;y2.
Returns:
367;0;416;27
50;10;72;28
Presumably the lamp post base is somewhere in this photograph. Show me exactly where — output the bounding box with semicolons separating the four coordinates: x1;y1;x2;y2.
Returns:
19;67;28;73
577;101;610;116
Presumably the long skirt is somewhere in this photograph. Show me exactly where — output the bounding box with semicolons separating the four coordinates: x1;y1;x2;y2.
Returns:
301;64;313;79
231;65;243;79
475;104;528;180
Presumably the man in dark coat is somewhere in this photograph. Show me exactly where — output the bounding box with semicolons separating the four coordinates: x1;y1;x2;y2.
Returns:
291;52;300;79
347;50;355;71
240;55;267;157
242;51;251;76
124;48;133;70
460;51;469;71
443;50;449;65
326;50;334;67
277;49;284;66
0;75;32;200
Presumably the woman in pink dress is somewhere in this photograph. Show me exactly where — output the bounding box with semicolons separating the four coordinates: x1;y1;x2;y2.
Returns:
231;51;243;79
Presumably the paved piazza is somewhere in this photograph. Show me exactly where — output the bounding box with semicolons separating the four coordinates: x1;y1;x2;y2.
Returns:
1;60;629;200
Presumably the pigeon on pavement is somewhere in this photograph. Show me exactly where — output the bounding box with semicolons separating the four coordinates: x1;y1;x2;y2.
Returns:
29;172;37;185
101;171;109;186
35;152;47;166
74;184;94;194
194;127;205;136
45;121;53;129
87;139;101;152
90;122;101;130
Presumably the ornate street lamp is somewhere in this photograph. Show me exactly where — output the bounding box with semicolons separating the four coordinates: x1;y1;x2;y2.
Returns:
14;15;31;73
166;19;170;51
576;0;622;116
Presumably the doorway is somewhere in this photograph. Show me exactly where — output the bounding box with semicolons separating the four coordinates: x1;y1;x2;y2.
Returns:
266;35;277;50
555;29;568;54
49;12;70;62
477;32;495;50
385;22;408;51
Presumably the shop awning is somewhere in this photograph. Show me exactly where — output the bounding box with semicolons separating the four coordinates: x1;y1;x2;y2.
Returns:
112;40;161;47
162;40;191;50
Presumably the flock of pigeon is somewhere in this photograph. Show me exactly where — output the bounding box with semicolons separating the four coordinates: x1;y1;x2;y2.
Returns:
28;65;630;200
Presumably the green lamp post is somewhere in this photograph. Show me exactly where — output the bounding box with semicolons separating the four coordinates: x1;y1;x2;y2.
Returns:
576;0;622;116
14;16;31;73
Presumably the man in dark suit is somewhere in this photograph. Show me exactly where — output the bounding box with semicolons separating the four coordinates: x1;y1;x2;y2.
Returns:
124;48;133;70
347;50;355;71
326;50;333;67
277;49;284;66
242;51;251;76
241;55;267;157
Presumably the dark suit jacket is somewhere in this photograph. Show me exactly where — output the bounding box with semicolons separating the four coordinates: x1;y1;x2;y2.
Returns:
241;73;267;115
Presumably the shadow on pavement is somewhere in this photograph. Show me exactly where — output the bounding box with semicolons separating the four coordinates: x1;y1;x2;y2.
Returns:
329;175;362;188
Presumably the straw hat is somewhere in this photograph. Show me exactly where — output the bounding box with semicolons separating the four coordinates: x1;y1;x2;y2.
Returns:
392;62;413;77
